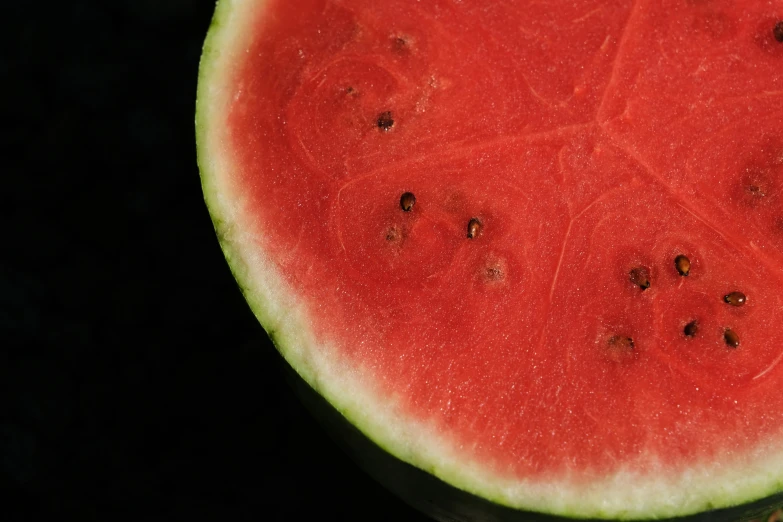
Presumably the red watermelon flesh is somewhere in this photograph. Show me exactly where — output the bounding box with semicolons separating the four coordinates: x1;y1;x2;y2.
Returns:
197;0;783;518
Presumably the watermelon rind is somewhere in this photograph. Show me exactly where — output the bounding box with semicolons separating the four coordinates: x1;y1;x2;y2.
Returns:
284;352;783;522
195;0;783;519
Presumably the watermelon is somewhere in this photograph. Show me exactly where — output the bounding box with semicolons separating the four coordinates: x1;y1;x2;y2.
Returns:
195;0;783;519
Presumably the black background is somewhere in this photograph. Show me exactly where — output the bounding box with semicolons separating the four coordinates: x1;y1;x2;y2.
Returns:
3;1;431;520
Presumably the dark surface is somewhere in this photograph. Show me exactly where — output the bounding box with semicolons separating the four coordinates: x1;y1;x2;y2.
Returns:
3;1;430;520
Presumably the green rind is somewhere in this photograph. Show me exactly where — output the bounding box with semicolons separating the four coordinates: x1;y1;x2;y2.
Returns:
282;349;783;522
195;1;783;520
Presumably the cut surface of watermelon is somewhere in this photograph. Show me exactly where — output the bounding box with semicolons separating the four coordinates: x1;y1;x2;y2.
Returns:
196;0;783;518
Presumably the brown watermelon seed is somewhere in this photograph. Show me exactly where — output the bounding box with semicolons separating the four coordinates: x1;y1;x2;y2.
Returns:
724;328;740;348
747;184;767;198
393;36;408;50
675;255;691;276
608;335;634;351
377;111;394;131
684;320;698;337
485;266;503;281
629;266;651;290
400;192;416;211
774;21;783;42
724;291;747;307
467;218;482;239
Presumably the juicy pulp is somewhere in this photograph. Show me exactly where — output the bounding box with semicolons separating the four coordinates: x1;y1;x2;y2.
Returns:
196;0;783;518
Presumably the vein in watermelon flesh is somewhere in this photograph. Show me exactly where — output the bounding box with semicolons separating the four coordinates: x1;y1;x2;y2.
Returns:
197;0;783;518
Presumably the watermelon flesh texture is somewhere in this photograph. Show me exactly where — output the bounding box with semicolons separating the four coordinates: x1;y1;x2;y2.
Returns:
196;0;783;519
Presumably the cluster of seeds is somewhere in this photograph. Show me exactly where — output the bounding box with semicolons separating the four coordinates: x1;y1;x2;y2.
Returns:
396;190;752;352
626;255;747;349
610;18;779;355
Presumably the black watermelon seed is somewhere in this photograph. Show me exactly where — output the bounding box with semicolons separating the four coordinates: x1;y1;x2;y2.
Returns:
724;291;747;307
675;255;691;276
467;218;482;239
629;266;651;290
683;320;698;337
724;328;740;348
377;111;394;131
774;21;783;42
400;192;416;211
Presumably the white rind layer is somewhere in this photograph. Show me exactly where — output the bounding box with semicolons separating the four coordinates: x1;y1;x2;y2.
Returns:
195;0;783;518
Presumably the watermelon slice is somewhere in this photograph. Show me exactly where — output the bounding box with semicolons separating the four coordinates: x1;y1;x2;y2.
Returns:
195;0;783;519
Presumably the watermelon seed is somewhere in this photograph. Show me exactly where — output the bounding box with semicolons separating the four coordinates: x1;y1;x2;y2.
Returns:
393;36;408;50
467;218;482;239
774;21;783;42
674;255;691;276
629;266;651;290
746;184;766;198
608;335;634;351
723;291;747;307
400;192;416;211
485;266;503;281
683;320;698;337
724;328;740;348
377;111;394;131
386;227;399;241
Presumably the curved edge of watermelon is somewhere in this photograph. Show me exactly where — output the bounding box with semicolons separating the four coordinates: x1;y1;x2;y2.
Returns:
195;1;783;519
281;349;783;522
